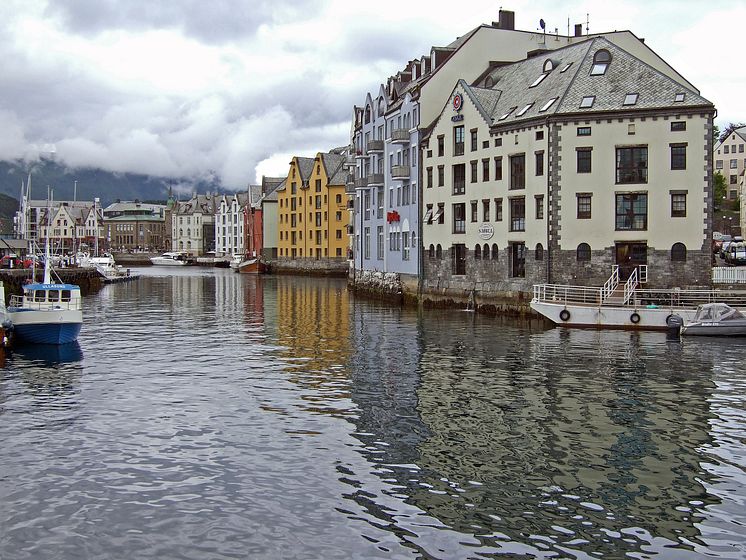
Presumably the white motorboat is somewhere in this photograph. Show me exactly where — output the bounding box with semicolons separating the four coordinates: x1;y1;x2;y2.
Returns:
150;252;188;266
677;303;746;336
78;252;136;283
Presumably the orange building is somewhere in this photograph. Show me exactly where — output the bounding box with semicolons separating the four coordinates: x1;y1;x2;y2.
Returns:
277;152;349;260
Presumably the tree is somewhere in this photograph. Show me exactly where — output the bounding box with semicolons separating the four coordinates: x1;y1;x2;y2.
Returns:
718;122;746;144
713;124;720;147
714;172;726;210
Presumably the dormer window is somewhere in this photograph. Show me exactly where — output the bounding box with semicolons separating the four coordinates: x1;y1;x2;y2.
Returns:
623;93;639;106
485;76;495;88
516;103;534;117
674;92;686;103
543;59;555;73
499;107;517;120
539;97;558;112
590;49;611;76
580;95;595;108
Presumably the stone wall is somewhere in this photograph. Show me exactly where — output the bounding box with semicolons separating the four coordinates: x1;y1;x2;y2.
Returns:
270;257;348;277
349;270;404;304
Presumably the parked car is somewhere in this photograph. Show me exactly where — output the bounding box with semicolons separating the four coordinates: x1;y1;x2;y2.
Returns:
714;234;731;255
725;241;746;266
719;235;738;258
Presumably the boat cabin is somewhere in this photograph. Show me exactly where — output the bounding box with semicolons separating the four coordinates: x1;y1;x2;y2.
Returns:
692;303;744;323
10;283;83;311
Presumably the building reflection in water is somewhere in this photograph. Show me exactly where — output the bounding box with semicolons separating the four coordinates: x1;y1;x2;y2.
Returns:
274;276;353;418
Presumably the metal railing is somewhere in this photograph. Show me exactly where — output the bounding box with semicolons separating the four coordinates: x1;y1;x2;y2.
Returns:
623;267;638;304
600;265;619;302
9;294;81;311
713;267;746;284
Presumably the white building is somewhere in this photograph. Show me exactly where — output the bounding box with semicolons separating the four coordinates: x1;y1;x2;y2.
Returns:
171;195;216;256
214;193;248;257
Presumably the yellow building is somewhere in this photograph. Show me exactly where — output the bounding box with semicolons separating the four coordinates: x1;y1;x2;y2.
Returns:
277;152;350;260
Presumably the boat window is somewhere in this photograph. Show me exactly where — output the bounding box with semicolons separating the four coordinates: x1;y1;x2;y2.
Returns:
61;290;72;302
34;290;46;302
698;307;712;321
48;290;60;302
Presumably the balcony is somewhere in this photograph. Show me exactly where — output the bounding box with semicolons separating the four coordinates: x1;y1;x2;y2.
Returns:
367;173;385;186
366;140;384;154
391;165;410;179
391;128;410;144
346;173;355;187
354;149;366;159
354;177;368;188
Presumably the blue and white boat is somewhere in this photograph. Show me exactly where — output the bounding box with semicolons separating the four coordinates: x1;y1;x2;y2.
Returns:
8;211;83;344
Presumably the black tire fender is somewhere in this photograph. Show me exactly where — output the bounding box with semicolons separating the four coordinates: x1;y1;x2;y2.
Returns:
559;309;571;322
630;312;641;324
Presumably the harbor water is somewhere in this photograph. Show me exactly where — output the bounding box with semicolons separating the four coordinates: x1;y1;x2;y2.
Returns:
1;268;745;559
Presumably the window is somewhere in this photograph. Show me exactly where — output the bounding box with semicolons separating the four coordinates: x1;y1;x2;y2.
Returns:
474;244;481;260
428;244;435;259
510;154;525;190
470;160;478;183
437;135;444;157
535;152;544;176
438;165;445;187
427;167;433;188
536;130;544;140
516;103;534;117
364;227;370;259
560;62;572;73
730;159;738;169
453;164;466;195
495;157;503;181
529;73;548;88
725;145;730;154
623;93;639;106
577;243;591;261
590;49;611;75
731;175;738;185
424;204;434;224
499;107;516;120
402;232;410;261
470;200;478;222
454;126;464;156
577;148;592;173
491;244;499;260
671;121;686;131
436;203;445;224
740;145;744;153
453;203;466;233
716;160;723;170
535;243;544;261
577;126;591;136
577;194;592;219
510;198;525;232
482;158;490;181
671;192;687;217
615;193;647;230
494;137;503;147
535;195;544;219
470;129;478;151
539;98;557;112
671;243;687;262
452;244;466;275
510;243;526;278
495;198;503;221
482;199;490;222
580;96;595;108
436;244;442;259
671;144;687;170
674;92;685;103
616;147;648;183
377;226;383;259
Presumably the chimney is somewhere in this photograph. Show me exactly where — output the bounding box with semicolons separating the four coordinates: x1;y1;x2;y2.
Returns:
498;9;515;30
574;24;583;37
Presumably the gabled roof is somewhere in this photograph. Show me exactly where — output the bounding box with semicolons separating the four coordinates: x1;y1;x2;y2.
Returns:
295;156;315;183
320;152;346;186
263;178;285;201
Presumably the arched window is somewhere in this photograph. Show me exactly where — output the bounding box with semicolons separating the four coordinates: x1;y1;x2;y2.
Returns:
364;105;371;124
535;243;544;261
591;49;611;75
577;243;591;262
491;243;499;260
483;244;489;257
543;59;555;73
429;244;435;259
485;76;495;88
187;229;191;238
436;244;442;259
474;244;482;260
179;229;183;237
411;231;417;250
671;242;687;262
378;97;385;116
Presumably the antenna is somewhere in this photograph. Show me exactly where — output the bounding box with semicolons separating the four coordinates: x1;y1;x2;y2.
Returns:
586;13;590;35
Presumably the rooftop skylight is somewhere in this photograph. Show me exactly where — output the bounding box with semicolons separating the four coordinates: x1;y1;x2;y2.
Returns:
529;73;548;88
580;96;595;108
499;107;516;120
539;97;558;112
674;92;686;102
623;93;639;106
516;103;534;117
560;62;573;73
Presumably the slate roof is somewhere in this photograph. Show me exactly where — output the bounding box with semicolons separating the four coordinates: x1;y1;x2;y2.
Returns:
321;152;346;185
248;185;263;208
263;178;285;201
174;194;216;215
295;157;315;183
461;36;712;130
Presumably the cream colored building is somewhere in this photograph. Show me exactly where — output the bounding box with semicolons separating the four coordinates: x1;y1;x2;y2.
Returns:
422;36;715;301
714;126;746;201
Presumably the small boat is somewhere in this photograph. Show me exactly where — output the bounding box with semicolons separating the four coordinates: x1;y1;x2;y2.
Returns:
78;252;137;283
150;252;188;266
236;257;266;274
678;303;746;336
229;254;243;270
8;241;83;345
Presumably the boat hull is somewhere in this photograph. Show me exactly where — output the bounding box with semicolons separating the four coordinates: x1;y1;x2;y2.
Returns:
237;258;266;274
150;258;188;266
9;309;83;344
530;301;699;330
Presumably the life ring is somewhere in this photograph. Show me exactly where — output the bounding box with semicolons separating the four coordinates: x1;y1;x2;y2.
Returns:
559;309;571;322
630;312;641;324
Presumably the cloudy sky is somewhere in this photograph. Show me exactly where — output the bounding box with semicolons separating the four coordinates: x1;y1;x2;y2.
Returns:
0;0;742;190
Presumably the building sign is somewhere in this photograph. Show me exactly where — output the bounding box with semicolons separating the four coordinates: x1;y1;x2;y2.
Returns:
386;210;401;223
451;114;464;122
453;93;463;112
478;223;494;240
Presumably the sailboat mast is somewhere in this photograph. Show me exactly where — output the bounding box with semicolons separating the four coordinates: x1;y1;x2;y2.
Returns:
44;187;52;285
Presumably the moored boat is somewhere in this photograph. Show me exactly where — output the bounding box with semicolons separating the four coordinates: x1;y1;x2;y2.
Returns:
150;252;188;266
236;257;266;274
678;303;746;336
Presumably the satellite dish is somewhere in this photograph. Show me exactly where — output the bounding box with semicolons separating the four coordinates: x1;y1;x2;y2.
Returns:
540;18;546;30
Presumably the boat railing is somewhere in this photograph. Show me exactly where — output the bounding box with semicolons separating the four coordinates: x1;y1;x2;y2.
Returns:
600;265;620;302
9;294;82;311
533;284;746;309
623;268;639;304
